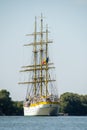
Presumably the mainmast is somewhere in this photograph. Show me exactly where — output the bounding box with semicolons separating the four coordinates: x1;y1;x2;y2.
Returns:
40;14;43;96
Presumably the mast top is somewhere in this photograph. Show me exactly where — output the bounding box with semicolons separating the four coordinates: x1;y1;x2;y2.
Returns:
39;13;45;20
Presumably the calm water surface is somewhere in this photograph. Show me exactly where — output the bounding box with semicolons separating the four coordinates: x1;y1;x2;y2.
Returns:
0;116;87;130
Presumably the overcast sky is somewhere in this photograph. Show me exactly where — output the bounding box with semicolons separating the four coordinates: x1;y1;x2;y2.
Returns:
0;0;87;100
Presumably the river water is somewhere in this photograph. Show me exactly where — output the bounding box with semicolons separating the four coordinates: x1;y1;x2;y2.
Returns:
0;116;87;130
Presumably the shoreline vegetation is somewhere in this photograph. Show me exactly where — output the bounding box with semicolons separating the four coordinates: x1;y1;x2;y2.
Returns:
0;89;87;116
0;90;23;116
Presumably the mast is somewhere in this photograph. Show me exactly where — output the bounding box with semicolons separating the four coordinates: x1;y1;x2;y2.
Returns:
46;24;48;97
33;16;37;96
40;14;43;96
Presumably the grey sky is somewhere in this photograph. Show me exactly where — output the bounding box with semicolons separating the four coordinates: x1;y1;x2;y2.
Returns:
0;0;87;100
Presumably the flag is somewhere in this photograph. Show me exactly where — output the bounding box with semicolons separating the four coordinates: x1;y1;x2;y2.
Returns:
42;58;46;64
42;57;49;65
46;57;49;63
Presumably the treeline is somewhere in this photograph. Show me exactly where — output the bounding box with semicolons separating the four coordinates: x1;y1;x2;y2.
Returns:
59;92;87;116
0;90;23;116
0;89;87;116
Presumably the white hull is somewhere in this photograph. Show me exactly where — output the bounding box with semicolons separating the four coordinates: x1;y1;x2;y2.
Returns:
24;103;59;116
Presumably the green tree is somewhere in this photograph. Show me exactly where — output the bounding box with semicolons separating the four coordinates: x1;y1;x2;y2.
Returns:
0;89;23;115
60;92;83;115
0;90;13;115
12;101;23;115
80;95;87;115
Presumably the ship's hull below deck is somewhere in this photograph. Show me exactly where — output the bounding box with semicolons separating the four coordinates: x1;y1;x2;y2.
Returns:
24;102;59;116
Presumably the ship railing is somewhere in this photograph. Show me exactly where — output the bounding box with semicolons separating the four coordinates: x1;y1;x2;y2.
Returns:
47;95;58;102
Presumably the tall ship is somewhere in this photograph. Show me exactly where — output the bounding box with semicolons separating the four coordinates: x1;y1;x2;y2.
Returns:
19;14;59;116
